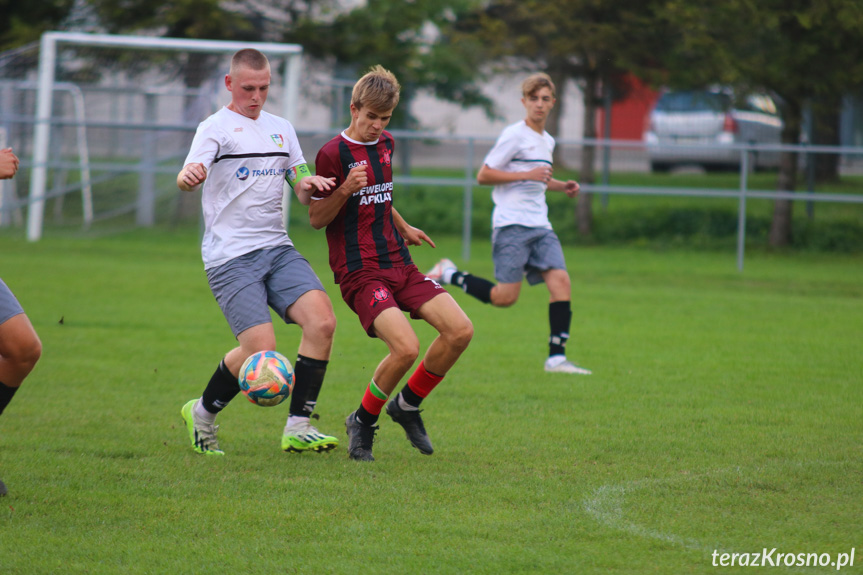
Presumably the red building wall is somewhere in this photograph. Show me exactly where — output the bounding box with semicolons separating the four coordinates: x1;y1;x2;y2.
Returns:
596;74;660;140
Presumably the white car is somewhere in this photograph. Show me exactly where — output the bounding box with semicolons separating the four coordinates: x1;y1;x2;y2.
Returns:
644;89;783;172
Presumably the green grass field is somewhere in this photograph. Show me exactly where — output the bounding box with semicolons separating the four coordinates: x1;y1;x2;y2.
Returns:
0;226;861;574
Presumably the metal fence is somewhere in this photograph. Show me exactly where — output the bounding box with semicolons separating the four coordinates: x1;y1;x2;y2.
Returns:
388;133;863;271
1;112;862;271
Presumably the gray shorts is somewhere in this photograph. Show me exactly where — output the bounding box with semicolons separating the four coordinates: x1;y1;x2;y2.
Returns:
206;245;326;338
491;225;567;285
0;278;25;325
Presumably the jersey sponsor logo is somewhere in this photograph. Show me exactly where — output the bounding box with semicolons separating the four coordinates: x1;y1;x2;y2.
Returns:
352;181;394;205
369;286;391;308
250;168;288;177
358;191;392;206
235;166;287;180
270;134;284;148
348;160;368;169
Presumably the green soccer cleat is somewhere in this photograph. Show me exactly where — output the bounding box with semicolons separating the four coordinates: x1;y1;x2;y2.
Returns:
181;399;225;456
281;420;339;453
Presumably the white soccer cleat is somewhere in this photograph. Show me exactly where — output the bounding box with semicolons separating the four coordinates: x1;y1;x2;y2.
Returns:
426;258;458;284
544;355;592;375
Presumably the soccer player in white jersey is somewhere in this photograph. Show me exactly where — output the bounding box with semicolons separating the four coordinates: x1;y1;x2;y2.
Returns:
176;48;340;455
428;73;591;375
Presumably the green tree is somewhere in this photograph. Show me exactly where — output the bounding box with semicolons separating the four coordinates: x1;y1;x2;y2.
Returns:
653;0;863;247
454;0;668;235
0;0;76;52
287;0;493;131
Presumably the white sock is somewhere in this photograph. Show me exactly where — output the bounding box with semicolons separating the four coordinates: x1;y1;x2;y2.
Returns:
397;393;419;411
194;399;216;424
442;267;456;284
287;415;310;428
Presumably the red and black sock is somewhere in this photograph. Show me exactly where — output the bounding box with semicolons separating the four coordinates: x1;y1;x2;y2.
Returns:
399;361;444;408
356;380;388;426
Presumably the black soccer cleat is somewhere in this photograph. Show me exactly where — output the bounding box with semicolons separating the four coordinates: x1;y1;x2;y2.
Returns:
0;478;7;497
345;411;377;462
386;400;434;455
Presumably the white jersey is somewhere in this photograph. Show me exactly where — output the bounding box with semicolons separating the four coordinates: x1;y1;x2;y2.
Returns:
184;107;306;269
483;120;555;229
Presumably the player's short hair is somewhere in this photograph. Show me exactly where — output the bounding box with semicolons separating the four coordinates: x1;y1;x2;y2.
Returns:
352;65;401;112
522;73;556;98
230;49;270;76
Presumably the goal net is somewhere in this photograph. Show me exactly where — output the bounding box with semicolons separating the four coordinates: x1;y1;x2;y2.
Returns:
0;32;301;240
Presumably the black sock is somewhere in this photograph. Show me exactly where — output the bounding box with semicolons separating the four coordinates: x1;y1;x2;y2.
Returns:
452;272;494;304
0;381;19;416
399;386;424;409
290;355;328;418
355;405;379;426
549;300;572;357
200;360;240;414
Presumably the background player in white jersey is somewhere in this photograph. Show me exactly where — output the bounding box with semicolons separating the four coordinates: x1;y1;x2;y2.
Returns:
176;48;339;455
428;73;591;375
0;148;43;496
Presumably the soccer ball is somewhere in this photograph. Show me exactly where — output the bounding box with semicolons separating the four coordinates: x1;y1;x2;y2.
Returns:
238;351;294;407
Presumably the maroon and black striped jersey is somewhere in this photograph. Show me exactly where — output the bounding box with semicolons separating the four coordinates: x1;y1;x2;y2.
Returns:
313;131;413;284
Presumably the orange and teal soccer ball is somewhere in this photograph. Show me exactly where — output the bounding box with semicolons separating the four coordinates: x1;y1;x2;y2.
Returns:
238;351;294;407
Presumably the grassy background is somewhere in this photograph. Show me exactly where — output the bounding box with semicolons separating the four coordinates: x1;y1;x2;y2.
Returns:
0;224;861;574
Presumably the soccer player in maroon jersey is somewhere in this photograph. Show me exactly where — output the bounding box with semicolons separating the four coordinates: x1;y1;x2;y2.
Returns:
310;66;473;462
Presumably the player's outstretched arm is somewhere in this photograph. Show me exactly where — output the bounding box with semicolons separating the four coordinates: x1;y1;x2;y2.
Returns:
294;175;336;206
309;164;367;229
392;208;435;248
288;163;335;206
177;162;207;192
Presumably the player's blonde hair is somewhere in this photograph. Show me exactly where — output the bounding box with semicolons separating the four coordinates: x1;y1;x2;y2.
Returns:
522;73;556;98
230;49;270;76
352;65;401;112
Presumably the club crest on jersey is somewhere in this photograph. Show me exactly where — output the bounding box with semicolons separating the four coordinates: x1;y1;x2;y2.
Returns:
381;148;392;166
236;166;250;180
369;286;391;308
270;134;284;148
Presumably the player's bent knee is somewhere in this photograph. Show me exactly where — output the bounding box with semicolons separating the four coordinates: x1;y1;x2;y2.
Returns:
314;312;337;341
445;318;473;352
492;294;518;308
23;339;42;371
390;337;421;366
7;336;42;376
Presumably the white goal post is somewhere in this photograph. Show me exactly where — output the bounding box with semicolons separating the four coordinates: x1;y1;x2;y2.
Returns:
26;31;303;241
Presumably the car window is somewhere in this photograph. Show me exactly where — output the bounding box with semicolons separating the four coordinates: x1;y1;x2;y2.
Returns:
740;94;779;116
655;91;730;113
